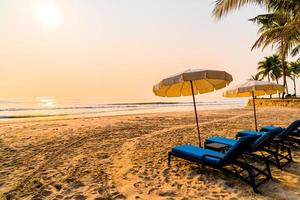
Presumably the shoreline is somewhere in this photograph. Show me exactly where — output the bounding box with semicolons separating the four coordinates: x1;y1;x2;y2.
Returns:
1;107;300;199
0;106;248;124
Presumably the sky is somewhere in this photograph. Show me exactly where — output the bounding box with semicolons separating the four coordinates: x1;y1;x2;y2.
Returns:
0;0;299;102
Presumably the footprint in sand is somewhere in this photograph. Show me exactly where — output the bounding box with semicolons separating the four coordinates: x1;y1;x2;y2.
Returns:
41;189;52;197
147;188;158;194
112;193;126;200
73;194;88;200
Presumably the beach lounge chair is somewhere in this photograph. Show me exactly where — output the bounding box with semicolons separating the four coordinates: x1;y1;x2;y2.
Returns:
234;122;300;168
205;127;288;169
236;119;300;138
236;120;300;149
259;120;300;148
168;135;270;193
259;119;300;134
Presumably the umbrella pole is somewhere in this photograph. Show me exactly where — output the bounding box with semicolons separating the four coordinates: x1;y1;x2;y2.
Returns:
252;91;258;131
190;81;201;147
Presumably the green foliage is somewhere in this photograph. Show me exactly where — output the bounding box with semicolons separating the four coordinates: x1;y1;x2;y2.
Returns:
289;61;300;77
249;11;300;57
256;55;282;81
288;60;300;95
249;74;262;81
212;0;300;97
213;0;300;57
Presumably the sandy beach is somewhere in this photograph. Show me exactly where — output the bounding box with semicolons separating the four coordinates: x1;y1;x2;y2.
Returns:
1;107;300;200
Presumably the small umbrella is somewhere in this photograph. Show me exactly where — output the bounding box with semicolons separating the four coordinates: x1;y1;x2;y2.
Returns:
153;69;233;147
223;80;284;131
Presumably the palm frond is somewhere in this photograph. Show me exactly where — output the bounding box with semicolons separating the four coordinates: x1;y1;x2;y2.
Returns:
212;0;264;19
291;44;300;57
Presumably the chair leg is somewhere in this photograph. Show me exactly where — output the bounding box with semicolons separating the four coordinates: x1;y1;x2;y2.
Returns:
270;144;293;169
288;147;293;162
275;145;280;168
168;152;171;166
246;167;259;193
265;159;273;181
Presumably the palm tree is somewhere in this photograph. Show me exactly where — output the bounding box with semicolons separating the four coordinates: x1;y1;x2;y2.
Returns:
212;0;300;98
256;55;281;82
289;61;300;96
271;61;283;98
249;11;299;98
213;0;300;56
256;55;282;97
212;0;300;56
270;61;282;84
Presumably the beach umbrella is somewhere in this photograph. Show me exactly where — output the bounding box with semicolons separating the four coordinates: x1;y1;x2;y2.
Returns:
223;80;284;131
153;69;233;147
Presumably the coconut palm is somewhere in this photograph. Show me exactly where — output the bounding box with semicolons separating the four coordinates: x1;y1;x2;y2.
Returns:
256;55;281;82
256;55;282;97
271;61;283;98
289;61;300;96
212;0;300;98
213;0;300;56
249;11;299;98
270;61;282;84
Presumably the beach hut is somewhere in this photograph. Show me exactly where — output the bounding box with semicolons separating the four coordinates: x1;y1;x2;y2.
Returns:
153;69;233;147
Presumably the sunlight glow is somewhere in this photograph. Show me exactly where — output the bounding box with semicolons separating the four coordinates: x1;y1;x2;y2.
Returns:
34;3;62;27
37;97;57;108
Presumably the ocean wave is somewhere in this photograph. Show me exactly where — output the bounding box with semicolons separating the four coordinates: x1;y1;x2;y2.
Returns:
0;100;245;120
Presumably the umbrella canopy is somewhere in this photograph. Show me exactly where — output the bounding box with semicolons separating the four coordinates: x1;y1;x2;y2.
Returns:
153;69;233;97
153;69;233;146
223;80;285;97
223;80;284;131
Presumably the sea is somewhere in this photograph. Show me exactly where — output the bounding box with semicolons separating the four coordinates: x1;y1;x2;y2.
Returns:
0;97;246;121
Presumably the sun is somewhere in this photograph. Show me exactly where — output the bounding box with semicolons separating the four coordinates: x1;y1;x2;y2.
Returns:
34;3;62;27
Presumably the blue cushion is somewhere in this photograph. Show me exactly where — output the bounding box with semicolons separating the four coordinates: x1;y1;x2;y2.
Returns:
206;128;281;152
172;145;225;165
236;130;262;137
250;127;283;151
260;126;278;132
205;136;237;147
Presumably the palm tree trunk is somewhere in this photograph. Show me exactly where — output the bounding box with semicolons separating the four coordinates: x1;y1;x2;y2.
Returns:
280;41;287;99
294;75;297;96
281;66;287;98
276;78;281;98
268;73;272;98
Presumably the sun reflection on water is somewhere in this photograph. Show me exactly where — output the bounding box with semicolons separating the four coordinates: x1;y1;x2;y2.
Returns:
37;97;57;109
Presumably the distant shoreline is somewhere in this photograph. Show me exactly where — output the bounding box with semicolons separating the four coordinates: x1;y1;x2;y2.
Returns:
0;100;245;121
